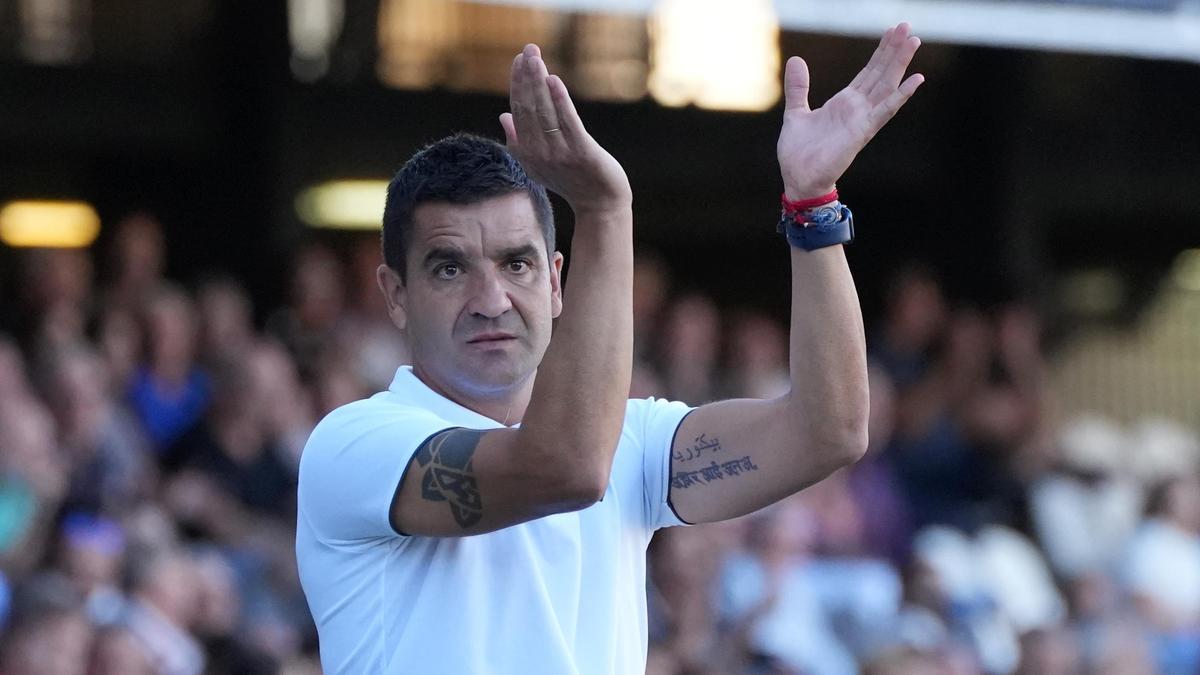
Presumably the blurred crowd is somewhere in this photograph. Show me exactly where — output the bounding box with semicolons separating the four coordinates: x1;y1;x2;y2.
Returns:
0;213;1198;674
638;261;1200;675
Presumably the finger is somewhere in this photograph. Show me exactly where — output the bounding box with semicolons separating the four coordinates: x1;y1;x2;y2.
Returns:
862;23;908;96
867;33;921;104
508;51;530;140
526;54;563;138
499;112;518;147
783;56;810;112
867;72;924;134
848;25;894;93
510;46;547;146
546;74;585;140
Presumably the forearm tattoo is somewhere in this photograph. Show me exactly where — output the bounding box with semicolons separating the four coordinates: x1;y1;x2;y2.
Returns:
669;431;759;490
414;428;484;528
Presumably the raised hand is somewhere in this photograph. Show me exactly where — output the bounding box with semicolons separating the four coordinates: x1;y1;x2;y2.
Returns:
778;23;924;199
499;44;632;216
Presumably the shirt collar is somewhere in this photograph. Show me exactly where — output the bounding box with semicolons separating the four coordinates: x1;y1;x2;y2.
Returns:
387;365;506;429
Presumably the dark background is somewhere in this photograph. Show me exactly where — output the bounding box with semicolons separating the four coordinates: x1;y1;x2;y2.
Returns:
2;1;1198;337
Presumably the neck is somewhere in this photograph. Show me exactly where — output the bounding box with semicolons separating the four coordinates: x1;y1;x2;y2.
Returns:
411;365;534;426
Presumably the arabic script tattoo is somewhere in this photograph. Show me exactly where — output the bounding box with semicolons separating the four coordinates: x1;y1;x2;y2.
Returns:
672;433;724;463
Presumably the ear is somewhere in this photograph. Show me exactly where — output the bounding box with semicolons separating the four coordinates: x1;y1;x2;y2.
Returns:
376;264;408;331
549;251;564;319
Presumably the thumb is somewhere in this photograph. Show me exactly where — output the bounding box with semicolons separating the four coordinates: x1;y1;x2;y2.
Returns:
783;56;810;113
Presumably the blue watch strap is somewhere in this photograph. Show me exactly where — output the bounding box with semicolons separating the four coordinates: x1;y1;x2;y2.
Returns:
777;203;854;251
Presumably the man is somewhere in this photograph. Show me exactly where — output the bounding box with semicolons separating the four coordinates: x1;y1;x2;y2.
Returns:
297;24;924;674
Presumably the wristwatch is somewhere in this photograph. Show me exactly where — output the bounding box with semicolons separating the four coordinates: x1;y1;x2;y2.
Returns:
777;202;854;251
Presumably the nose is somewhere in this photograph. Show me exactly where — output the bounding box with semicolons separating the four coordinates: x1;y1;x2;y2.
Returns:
465;267;513;319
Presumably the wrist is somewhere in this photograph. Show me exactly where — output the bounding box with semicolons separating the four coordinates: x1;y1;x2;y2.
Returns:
569;200;633;239
781;188;839;214
783;183;837;202
568;193;633;222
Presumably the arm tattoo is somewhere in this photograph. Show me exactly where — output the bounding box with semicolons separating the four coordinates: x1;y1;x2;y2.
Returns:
669;429;758;490
414;428;484;528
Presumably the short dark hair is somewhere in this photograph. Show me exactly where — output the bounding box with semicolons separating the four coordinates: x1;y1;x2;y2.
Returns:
382;133;555;280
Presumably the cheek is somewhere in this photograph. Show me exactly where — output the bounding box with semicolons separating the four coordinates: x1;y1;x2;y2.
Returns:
407;294;462;343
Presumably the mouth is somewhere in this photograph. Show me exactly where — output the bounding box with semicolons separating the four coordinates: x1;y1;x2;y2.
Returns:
466;333;518;344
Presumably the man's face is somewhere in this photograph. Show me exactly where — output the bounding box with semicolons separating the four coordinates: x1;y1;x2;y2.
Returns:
380;192;562;400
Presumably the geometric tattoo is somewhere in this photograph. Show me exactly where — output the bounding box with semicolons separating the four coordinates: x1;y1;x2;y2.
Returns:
413;428;485;528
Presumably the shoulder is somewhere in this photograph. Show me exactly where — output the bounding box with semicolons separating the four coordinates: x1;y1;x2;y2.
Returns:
623;396;691;421
622;396;694;436
300;393;447;467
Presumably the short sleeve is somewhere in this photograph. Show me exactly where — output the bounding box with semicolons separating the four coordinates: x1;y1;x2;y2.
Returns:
634;397;696;530
298;399;452;542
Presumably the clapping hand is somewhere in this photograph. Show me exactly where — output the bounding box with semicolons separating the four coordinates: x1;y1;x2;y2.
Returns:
500;44;632;217
778;23;925;200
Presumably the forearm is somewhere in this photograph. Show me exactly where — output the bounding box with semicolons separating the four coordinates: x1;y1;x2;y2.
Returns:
520;206;634;493
784;243;869;460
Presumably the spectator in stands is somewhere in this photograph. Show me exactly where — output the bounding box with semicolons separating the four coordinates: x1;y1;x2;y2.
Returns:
633;249;670;360
191;547;279;674
121;547;205;675
1121;472;1200;672
267;243;346;382
0;334;34;404
165;349;295;518
659;292;722;404
54;512;127;625
1015;626;1082;675
718;498;900;675
307;344;369;416
16;247;93;352
842;363;912;564
0;399;69;576
196;275;257;366
343;236;411;392
0;575;94;675
1029;415;1142;580
90;625;156;675
101;212;167;314
724;311;789;400
249;339;316;471
93;306;143;396
869;263;946;389
37;344;151;514
128;284;210;453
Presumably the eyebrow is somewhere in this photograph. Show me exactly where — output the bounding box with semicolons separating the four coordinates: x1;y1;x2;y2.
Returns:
420;242;543;269
421;246;466;268
496;244;542;263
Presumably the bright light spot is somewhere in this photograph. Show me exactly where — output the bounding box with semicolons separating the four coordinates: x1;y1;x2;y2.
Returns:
1171;249;1200;292
296;180;389;230
18;0;91;65
0;200;101;248
649;0;780;112
288;0;345;81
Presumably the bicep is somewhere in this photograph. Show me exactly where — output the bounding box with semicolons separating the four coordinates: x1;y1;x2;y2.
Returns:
391;426;596;537
667;397;847;524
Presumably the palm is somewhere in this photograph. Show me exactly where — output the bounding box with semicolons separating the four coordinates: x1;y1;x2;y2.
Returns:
778;24;924;198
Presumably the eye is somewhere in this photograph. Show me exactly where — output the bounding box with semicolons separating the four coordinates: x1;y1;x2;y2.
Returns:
507;259;530;274
434;263;460;280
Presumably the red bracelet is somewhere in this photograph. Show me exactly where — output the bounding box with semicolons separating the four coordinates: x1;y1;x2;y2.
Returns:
781;188;839;214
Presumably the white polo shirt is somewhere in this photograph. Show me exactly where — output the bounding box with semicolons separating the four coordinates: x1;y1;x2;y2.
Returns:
296;366;692;674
